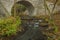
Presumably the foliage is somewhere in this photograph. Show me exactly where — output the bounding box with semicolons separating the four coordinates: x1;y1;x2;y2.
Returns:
0;16;21;36
44;0;59;40
48;19;58;33
44;17;58;33
11;4;26;16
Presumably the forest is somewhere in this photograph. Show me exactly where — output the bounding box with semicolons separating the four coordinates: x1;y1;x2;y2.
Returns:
0;0;60;40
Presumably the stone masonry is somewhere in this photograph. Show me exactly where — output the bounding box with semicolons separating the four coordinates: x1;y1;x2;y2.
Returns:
0;0;60;16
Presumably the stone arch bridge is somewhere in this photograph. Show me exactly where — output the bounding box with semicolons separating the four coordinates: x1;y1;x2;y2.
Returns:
0;0;60;17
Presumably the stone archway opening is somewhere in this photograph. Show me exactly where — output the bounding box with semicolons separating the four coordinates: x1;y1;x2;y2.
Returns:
11;1;34;16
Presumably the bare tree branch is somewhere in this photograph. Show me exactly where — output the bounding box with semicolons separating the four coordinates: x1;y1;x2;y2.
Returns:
0;1;10;17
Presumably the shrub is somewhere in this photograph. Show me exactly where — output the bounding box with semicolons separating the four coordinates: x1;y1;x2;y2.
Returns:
0;16;21;36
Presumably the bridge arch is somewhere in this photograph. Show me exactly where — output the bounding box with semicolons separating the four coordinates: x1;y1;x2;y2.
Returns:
11;0;34;16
